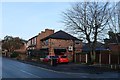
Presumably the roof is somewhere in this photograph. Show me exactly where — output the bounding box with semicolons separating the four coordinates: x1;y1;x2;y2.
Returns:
41;30;81;41
28;35;38;41
82;42;109;52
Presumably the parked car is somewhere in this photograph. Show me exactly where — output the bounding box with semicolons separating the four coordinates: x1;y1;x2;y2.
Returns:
42;55;58;62
58;56;69;63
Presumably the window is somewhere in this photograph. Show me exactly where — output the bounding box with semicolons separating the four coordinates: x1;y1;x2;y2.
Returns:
45;40;49;45
34;37;37;45
75;40;80;44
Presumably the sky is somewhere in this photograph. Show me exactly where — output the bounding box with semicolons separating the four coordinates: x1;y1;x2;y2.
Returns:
1;2;72;40
1;0;119;41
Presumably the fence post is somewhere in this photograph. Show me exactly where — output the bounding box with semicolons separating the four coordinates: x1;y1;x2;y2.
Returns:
109;53;111;64
86;54;88;63
99;53;101;64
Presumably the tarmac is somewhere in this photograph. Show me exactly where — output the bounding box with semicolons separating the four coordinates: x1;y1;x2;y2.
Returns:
18;59;119;74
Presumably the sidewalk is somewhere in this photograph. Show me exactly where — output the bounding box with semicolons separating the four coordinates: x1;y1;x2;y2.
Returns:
18;59;119;74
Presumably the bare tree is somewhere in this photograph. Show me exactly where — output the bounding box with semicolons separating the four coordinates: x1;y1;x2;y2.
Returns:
117;2;120;33
109;1;120;64
109;2;120;33
62;2;112;63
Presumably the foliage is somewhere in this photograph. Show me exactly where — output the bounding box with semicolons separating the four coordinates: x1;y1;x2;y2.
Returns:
2;35;26;52
10;52;19;58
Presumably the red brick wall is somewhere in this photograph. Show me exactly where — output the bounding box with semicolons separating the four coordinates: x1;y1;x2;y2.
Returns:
39;29;54;40
47;39;82;61
47;39;73;56
109;44;120;54
36;29;54;49
51;39;73;48
36;35;41;49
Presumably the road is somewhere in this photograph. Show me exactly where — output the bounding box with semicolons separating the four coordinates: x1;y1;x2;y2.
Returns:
2;57;120;78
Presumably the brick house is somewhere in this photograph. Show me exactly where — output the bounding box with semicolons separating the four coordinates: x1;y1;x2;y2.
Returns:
27;29;54;50
26;29;54;59
27;29;82;62
41;30;82;62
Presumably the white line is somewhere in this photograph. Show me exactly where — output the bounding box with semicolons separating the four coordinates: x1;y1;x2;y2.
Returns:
20;70;41;78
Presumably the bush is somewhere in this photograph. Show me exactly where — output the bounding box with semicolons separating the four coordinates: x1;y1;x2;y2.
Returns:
10;52;19;58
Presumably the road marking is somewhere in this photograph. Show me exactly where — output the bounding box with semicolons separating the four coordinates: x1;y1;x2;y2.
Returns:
20;70;41;78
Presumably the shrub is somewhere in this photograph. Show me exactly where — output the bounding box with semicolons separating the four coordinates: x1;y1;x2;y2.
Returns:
10;52;19;58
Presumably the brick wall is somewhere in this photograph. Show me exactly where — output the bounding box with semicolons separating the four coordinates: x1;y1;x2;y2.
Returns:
46;39;82;61
109;43;120;54
37;29;54;49
28;29;54;50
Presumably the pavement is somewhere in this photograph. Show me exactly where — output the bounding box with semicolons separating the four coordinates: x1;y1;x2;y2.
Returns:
2;57;120;79
17;58;120;74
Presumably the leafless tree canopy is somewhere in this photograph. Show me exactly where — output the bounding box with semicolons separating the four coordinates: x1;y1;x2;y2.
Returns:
109;2;120;33
62;2;112;43
62;2;115;63
118;2;120;32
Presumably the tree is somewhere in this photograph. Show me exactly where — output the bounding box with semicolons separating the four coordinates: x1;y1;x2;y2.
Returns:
2;36;25;53
62;2;112;63
109;2;120;33
108;1;120;64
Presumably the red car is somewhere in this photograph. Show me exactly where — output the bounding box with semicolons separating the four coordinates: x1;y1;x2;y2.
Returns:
58;56;69;63
43;55;58;62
